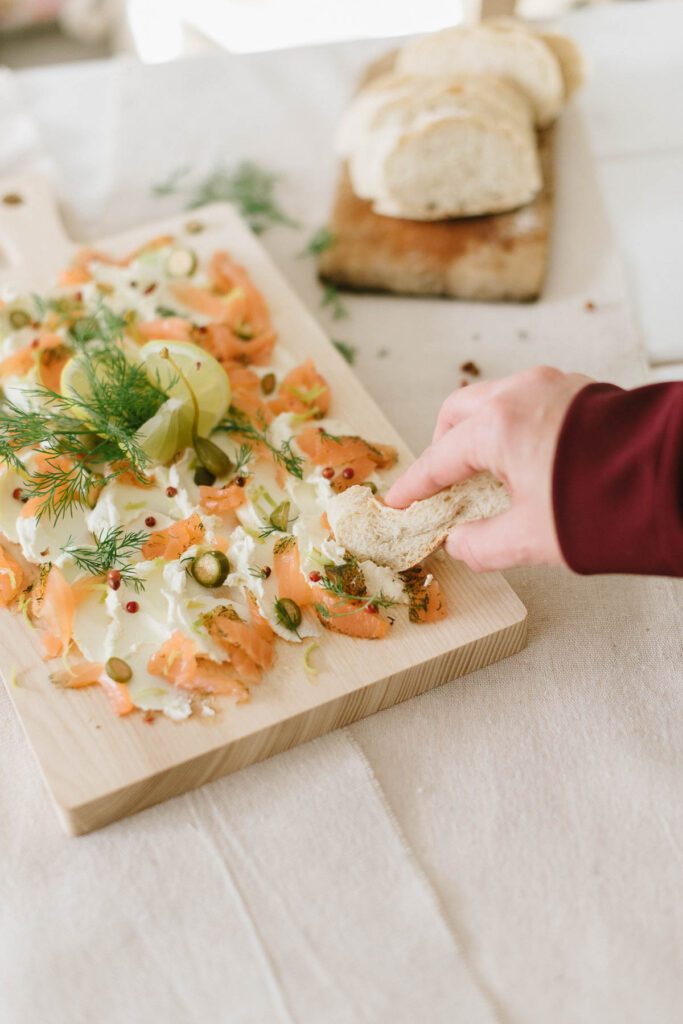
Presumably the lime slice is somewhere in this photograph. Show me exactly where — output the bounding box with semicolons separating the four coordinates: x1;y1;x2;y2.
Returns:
136;396;186;464
60;356;91;410
138;340;231;436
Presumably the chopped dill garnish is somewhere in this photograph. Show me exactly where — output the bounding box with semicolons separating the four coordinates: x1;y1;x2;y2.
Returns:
215;407;303;479
320;282;348;320
248;566;270;580
332;339;356;365
154;161;299;235
62;527;148;591
299;227;336;258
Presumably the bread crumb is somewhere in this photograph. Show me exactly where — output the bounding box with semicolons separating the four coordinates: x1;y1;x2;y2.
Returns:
459;360;480;376
585;300;596;312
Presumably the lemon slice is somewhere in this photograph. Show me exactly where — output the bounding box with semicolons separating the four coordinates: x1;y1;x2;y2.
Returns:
60;339;145;414
136;396;186;465
138;340;231;437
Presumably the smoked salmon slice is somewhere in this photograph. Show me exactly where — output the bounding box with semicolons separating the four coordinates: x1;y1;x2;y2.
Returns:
399;564;447;623
32;565;74;658
204;605;274;673
196;324;276;368
268;360;331;419
198;483;246;515
141;512;205;560
137;317;193;342
273;537;316;607
148;631;249;698
313;588;390;639
0;544;23;606
296;426;396;469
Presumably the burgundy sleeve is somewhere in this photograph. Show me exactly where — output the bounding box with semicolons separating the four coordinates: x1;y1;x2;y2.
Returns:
552;381;683;576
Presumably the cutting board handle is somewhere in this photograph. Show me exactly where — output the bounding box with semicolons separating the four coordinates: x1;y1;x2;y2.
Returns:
0;174;74;283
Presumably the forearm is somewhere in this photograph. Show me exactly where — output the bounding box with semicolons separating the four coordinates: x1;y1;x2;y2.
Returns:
552;382;683;576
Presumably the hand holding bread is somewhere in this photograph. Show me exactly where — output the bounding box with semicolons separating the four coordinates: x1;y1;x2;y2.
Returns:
329;368;592;574
384;367;592;571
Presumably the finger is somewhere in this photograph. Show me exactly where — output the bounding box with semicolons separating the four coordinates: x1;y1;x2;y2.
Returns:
385;419;488;508
432;379;502;444
445;507;537;572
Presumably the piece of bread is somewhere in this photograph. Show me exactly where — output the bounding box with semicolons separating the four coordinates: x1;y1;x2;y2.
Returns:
326;474;509;571
396;19;565;128
338;73;541;220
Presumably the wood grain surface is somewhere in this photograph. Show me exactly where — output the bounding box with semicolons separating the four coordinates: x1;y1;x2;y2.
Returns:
0;176;527;836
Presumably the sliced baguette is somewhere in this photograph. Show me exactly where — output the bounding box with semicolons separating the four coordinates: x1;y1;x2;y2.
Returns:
396;19;565;128
327;474;509;571
340;73;541;220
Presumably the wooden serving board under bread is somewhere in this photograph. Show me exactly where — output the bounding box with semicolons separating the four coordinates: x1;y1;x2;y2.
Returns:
319;51;553;303
0;176;527;836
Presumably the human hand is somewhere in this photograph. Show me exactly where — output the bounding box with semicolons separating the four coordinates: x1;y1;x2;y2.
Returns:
384;367;593;571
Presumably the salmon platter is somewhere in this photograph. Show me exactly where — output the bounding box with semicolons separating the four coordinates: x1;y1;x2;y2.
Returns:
0;176;527;834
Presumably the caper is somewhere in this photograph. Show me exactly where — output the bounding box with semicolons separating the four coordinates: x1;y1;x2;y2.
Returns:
234;322;254;341
260;372;277;396
274;597;302;631
105;657;133;683
190;550;231;588
194;435;233;477
9;309;30;330
193;465;216;487
360;480;378;494
269;501;290;533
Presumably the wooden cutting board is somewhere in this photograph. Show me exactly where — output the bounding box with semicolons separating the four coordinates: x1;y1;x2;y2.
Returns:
0;176;527;836
318;51;553;303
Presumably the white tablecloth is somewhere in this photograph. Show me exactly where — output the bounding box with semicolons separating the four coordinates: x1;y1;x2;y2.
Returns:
1;6;682;1023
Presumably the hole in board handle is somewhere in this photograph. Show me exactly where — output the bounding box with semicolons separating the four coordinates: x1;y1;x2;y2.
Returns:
2;193;24;206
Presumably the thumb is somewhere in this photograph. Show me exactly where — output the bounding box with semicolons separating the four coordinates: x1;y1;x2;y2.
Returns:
445;507;535;572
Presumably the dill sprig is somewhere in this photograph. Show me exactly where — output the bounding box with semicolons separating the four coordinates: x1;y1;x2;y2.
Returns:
215;407;303;479
320;283;348;321
318;427;344;444
154;161;299;235
248;566;270;580
67;303;126;350
332;339;356;365
62;527;148;591
232;443;253;477
299;227;336;258
0;342;169;521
